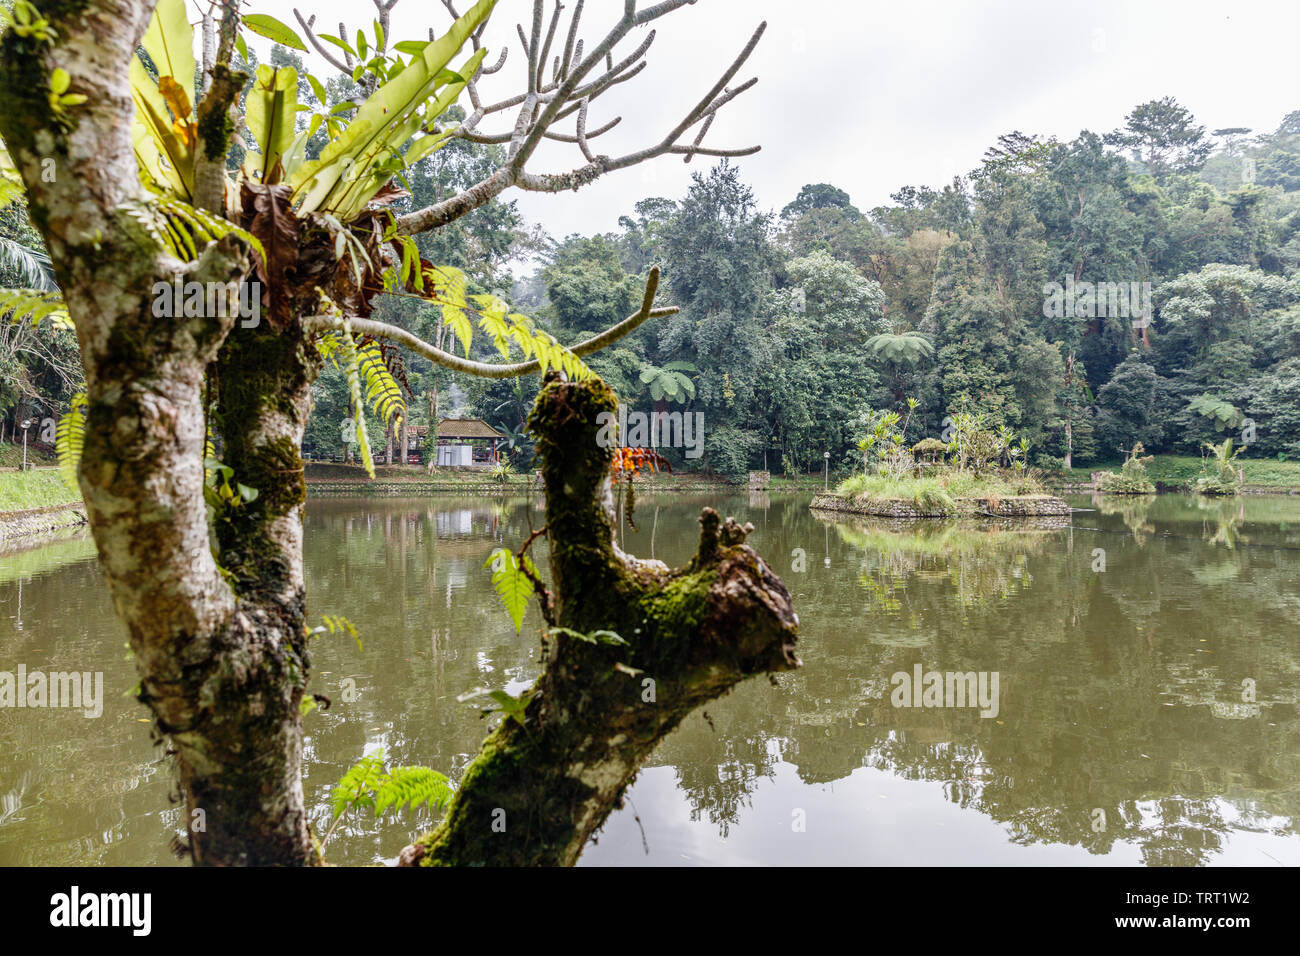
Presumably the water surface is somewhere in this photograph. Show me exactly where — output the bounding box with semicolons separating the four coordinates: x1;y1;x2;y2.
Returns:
1;492;1297;866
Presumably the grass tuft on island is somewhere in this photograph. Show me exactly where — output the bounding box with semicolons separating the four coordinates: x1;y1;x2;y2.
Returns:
822;471;1068;518
836;471;1037;511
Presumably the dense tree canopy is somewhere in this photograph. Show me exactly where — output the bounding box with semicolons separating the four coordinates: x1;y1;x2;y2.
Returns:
439;96;1300;477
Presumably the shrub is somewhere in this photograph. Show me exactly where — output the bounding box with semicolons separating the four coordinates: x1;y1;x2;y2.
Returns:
1195;438;1243;496
1097;443;1156;494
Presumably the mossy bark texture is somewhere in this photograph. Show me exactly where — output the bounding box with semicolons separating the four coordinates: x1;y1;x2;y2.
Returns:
402;374;799;866
0;0;314;866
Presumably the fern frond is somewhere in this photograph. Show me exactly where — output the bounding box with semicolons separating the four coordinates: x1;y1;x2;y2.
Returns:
356;340;406;429
331;751;386;818
55;393;87;491
337;323;375;478
484;547;535;635
547;626;628;646
374;766;453;815
0;287;72;330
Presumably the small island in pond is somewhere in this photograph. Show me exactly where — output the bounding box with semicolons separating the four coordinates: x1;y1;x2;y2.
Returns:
811;406;1068;518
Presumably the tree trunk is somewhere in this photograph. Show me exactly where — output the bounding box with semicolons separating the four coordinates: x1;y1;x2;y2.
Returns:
400;374;799;866
0;0;315;866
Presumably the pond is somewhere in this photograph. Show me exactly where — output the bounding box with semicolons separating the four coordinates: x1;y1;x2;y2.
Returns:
1;492;1298;866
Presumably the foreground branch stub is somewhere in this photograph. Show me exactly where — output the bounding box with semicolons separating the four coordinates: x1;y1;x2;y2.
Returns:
401;373;798;866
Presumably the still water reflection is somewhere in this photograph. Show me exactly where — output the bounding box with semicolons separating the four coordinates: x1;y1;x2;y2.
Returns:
1;493;1298;866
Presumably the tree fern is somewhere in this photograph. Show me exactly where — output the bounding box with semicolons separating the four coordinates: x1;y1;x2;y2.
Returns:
865;332;934;365
338;328;375;477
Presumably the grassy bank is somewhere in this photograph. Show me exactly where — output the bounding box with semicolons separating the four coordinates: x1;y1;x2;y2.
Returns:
1059;455;1300;490
0;440;57;469
0;469;80;514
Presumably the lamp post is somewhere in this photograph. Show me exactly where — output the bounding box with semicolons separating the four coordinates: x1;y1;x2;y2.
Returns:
20;418;33;471
823;451;830;490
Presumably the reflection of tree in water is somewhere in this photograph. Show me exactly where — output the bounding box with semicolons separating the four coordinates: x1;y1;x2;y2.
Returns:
1197;496;1247;550
1091;493;1156;546
666;725;778;837
687;505;1300;864
826;517;1057;614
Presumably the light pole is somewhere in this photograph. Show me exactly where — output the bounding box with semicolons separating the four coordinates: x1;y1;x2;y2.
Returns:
20;418;33;471
823;451;830;490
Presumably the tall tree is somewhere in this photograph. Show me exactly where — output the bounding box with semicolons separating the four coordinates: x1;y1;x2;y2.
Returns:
1106;96;1212;181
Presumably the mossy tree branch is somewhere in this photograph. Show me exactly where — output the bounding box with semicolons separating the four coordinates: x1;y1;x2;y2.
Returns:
400;373;799;866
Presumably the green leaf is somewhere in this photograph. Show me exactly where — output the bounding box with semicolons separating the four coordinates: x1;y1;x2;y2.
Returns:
142;0;196;103
244;65;300;182
55;393;87;493
484;547;533;635
241;13;307;51
331;752;385;817
374;766;453;815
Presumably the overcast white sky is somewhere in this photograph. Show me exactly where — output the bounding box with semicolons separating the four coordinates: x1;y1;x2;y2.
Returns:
249;0;1300;239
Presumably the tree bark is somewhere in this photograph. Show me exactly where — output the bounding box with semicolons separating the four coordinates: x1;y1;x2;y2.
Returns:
400;374;799;866
0;0;314;866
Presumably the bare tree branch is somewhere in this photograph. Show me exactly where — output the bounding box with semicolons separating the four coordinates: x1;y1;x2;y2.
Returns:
294;10;355;76
395;3;764;237
557;0;583;82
